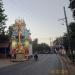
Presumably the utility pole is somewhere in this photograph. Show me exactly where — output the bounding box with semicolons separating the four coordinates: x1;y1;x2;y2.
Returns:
63;6;72;55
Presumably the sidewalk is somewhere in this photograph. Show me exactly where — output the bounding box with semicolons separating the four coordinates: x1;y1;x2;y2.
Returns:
0;58;16;69
60;55;75;75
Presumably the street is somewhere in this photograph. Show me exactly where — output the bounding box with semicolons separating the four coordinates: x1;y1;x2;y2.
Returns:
0;54;69;75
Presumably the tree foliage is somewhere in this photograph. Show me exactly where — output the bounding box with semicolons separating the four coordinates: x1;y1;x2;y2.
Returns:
69;22;75;50
0;0;7;34
69;0;75;18
32;39;50;53
0;0;7;42
54;22;75;51
7;24;15;38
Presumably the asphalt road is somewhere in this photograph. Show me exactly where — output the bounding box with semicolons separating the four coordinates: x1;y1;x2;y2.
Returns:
0;54;69;75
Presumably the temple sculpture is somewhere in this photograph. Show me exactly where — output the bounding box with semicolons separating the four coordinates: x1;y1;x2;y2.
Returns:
10;19;32;61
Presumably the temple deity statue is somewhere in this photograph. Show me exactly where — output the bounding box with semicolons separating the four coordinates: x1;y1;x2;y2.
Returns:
11;19;32;61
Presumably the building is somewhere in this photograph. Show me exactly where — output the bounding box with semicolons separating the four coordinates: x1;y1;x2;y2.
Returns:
0;42;10;58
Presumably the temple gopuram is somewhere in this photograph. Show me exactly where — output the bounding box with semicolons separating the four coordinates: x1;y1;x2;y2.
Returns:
10;19;32;61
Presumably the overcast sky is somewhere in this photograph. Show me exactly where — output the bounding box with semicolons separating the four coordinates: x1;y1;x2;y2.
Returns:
3;0;73;45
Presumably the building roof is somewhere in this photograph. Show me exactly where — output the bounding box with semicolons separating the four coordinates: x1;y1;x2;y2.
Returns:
0;42;9;48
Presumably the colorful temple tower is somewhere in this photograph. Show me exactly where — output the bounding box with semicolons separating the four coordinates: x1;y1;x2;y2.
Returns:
10;19;32;61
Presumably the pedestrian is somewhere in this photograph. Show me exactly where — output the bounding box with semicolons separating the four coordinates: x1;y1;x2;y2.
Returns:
34;52;38;61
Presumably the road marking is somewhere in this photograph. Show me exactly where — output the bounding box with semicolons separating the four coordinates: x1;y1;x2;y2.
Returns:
56;69;59;74
49;69;68;74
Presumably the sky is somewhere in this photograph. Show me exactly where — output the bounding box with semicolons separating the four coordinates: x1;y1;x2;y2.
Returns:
3;0;73;45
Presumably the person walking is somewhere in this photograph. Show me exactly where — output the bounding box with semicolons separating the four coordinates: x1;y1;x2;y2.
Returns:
34;52;38;61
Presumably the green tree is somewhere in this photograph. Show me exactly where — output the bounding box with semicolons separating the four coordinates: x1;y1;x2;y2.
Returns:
0;0;7;42
0;0;7;34
32;39;50;53
63;33;69;50
7;24;15;38
69;0;75;18
62;22;75;54
69;22;75;50
53;37;63;46
32;38;38;53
